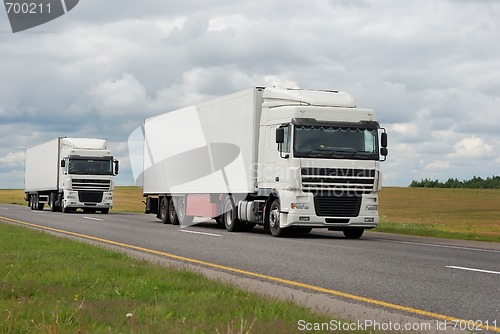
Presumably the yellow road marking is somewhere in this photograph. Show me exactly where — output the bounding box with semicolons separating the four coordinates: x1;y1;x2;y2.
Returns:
1;215;498;333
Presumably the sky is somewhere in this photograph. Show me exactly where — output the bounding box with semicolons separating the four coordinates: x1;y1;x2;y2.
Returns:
0;0;499;188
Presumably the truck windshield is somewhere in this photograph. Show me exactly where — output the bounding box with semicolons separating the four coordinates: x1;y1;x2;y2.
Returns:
68;158;113;175
294;125;379;160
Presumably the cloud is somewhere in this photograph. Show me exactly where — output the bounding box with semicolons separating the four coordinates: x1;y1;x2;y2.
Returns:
1;0;500;188
0;151;25;169
452;136;494;159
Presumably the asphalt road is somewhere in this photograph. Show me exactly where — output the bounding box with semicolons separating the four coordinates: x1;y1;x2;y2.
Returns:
1;203;499;332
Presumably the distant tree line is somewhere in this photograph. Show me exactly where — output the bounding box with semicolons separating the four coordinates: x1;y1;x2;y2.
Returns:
409;176;500;189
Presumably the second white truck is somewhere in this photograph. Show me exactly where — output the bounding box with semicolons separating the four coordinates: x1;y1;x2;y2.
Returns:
142;87;387;238
25;137;119;213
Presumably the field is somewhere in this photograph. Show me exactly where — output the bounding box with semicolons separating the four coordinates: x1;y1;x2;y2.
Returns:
1;186;499;242
377;187;500;242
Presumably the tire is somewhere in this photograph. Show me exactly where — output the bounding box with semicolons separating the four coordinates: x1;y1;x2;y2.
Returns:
61;199;70;213
223;196;241;232
343;228;364;239
35;195;44;211
50;193;58;212
100;208;109;214
268;199;287;237
159;197;170;224
175;196;194;226
168;197;179;225
29;195;35;210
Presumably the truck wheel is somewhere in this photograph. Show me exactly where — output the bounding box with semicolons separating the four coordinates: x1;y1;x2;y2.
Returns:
29;195;35;210
223;196;241;232
268;199;287;237
34;194;43;210
168;197;179;225
50;193;58;212
100;208;109;214
176;196;194;226
61;200;70;213
343;229;364;239
159;197;170;224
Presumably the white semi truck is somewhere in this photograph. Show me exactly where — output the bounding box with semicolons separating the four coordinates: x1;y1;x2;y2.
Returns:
25;137;119;213
142;87;387;238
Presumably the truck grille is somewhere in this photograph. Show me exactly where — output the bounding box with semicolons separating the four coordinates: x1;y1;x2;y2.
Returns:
301;168;375;196
314;196;361;217
78;191;103;203
302;168;375;217
72;179;111;191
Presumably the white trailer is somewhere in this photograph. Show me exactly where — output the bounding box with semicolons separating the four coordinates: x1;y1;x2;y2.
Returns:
142;87;387;238
25;137;119;213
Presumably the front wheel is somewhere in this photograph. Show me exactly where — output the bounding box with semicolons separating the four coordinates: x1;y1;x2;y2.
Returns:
61;199;70;213
343;228;364;239
268;199;287;237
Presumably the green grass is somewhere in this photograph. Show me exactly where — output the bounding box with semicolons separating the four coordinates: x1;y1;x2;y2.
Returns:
1;223;357;333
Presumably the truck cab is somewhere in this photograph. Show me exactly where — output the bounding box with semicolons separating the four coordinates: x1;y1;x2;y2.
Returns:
256;89;387;237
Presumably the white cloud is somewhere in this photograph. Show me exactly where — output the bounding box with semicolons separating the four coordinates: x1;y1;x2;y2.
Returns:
0;151;25;169
452;136;494;159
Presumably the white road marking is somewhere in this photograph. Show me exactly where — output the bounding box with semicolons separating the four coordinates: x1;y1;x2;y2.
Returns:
374;238;500;254
83;216;102;221
446;265;500;275
179;229;221;237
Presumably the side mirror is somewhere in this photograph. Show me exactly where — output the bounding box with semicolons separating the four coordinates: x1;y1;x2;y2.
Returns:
276;128;285;144
114;160;119;175
380;130;388;161
381;132;388;148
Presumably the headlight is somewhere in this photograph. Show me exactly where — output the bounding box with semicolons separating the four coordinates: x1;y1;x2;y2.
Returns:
366;204;378;211
291;203;309;210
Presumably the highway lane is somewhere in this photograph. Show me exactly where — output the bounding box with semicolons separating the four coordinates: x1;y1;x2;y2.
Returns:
1;203;499;331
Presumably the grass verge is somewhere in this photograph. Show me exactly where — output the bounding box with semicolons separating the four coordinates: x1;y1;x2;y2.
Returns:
0;223;356;333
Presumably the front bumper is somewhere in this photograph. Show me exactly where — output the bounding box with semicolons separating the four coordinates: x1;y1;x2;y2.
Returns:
62;191;113;209
279;192;379;229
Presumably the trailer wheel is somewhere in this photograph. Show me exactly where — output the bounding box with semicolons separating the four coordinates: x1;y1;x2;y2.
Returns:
29;195;35;210
168;197;179;225
343;228;364;239
33;194;43;211
268;199;287;237
175;196;193;226
159;197;170;224
223;196;241;232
